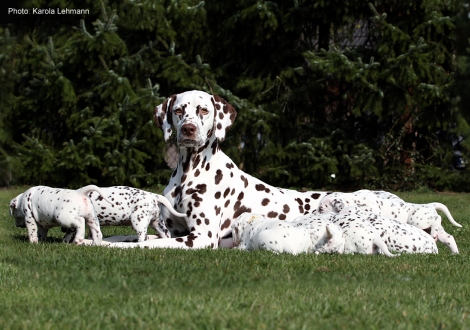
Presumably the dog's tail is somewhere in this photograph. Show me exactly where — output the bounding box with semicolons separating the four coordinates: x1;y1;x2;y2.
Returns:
155;195;186;218
77;185;113;206
373;236;400;258
430;202;462;228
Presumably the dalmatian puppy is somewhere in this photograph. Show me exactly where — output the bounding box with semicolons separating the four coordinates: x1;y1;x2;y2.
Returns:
317;191;383;214
337;207;438;254
9;185;112;245
354;189;401;200
102;90;330;249
317;190;461;253
87;186;187;242
232;213;344;255
65;186;187;243
289;212;345;254
402;202;459;253
329;208;399;257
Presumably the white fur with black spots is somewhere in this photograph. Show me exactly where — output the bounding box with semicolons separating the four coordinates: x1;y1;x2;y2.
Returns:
9;185;112;245
329;208;400;257
84;186;185;242
232;212;344;255
336;207;438;254
102;90;329;249
317;190;461;254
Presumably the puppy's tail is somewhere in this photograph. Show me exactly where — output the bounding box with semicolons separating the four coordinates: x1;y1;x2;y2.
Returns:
431;202;462;228
373;236;400;258
155;195;186;218
78;185;114;206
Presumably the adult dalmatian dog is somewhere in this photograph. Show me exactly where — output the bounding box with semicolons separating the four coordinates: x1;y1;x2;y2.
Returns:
103;90;329;249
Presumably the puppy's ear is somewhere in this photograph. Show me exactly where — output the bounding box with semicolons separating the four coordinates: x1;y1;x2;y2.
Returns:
211;95;237;142
325;223;341;239
9;197;17;216
9;194;22;216
154;94;177;142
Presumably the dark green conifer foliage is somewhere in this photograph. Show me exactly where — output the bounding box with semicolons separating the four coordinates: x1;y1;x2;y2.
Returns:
1;0;469;191
2;0;211;187
204;1;463;190
455;3;470;139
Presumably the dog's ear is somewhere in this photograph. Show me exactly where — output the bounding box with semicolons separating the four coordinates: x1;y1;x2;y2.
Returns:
211;95;237;142
9;195;20;216
325;223;345;253
154;94;177;142
9;198;17;216
325;223;341;239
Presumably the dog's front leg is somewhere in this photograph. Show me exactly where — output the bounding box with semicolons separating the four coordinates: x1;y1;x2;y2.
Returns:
23;211;39;243
103;232;220;249
104;205;224;249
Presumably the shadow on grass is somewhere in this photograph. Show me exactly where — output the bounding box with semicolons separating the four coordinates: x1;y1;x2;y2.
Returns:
11;234;65;244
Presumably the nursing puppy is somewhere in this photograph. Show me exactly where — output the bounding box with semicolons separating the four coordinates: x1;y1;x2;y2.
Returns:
337;207;438;254
232;213;344;255
330;208;399;257
289;212;345;254
317;190;461;253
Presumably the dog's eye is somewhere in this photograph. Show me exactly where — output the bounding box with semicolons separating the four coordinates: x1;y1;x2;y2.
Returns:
200;108;209;115
174;108;183;115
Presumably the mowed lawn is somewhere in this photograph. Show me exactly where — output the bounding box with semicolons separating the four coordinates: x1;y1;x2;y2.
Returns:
1;187;469;329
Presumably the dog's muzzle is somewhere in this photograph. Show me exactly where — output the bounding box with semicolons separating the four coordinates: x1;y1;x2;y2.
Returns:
178;123;204;147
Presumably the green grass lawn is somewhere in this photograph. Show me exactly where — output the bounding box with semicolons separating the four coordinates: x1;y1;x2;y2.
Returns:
1;187;469;329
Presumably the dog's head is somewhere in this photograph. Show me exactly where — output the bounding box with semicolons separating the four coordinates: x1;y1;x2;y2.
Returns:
316;223;345;254
9;193;26;227
317;193;345;214
231;213;264;247
154;90;237;148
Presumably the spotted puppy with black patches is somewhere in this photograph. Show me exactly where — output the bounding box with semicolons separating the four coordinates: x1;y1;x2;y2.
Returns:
328;208;399;257
102;90;330;249
85;186;186;242
398;202;460;254
232;213;344;255
336;207;438;254
289;212;345;254
354;189;401;200
317;190;461;253
9;185;112;245
317;191;382;214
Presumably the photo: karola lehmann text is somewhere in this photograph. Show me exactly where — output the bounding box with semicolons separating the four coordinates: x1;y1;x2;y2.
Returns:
8;7;90;15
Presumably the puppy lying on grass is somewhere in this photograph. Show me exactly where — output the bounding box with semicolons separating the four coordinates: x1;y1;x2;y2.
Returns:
332;207;438;255
231;213;344;255
317;190;460;253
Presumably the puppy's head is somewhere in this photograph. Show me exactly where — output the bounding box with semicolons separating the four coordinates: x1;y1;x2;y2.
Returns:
9;193;26;228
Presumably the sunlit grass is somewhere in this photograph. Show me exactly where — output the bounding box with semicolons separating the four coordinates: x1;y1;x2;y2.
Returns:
1;187;469;329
